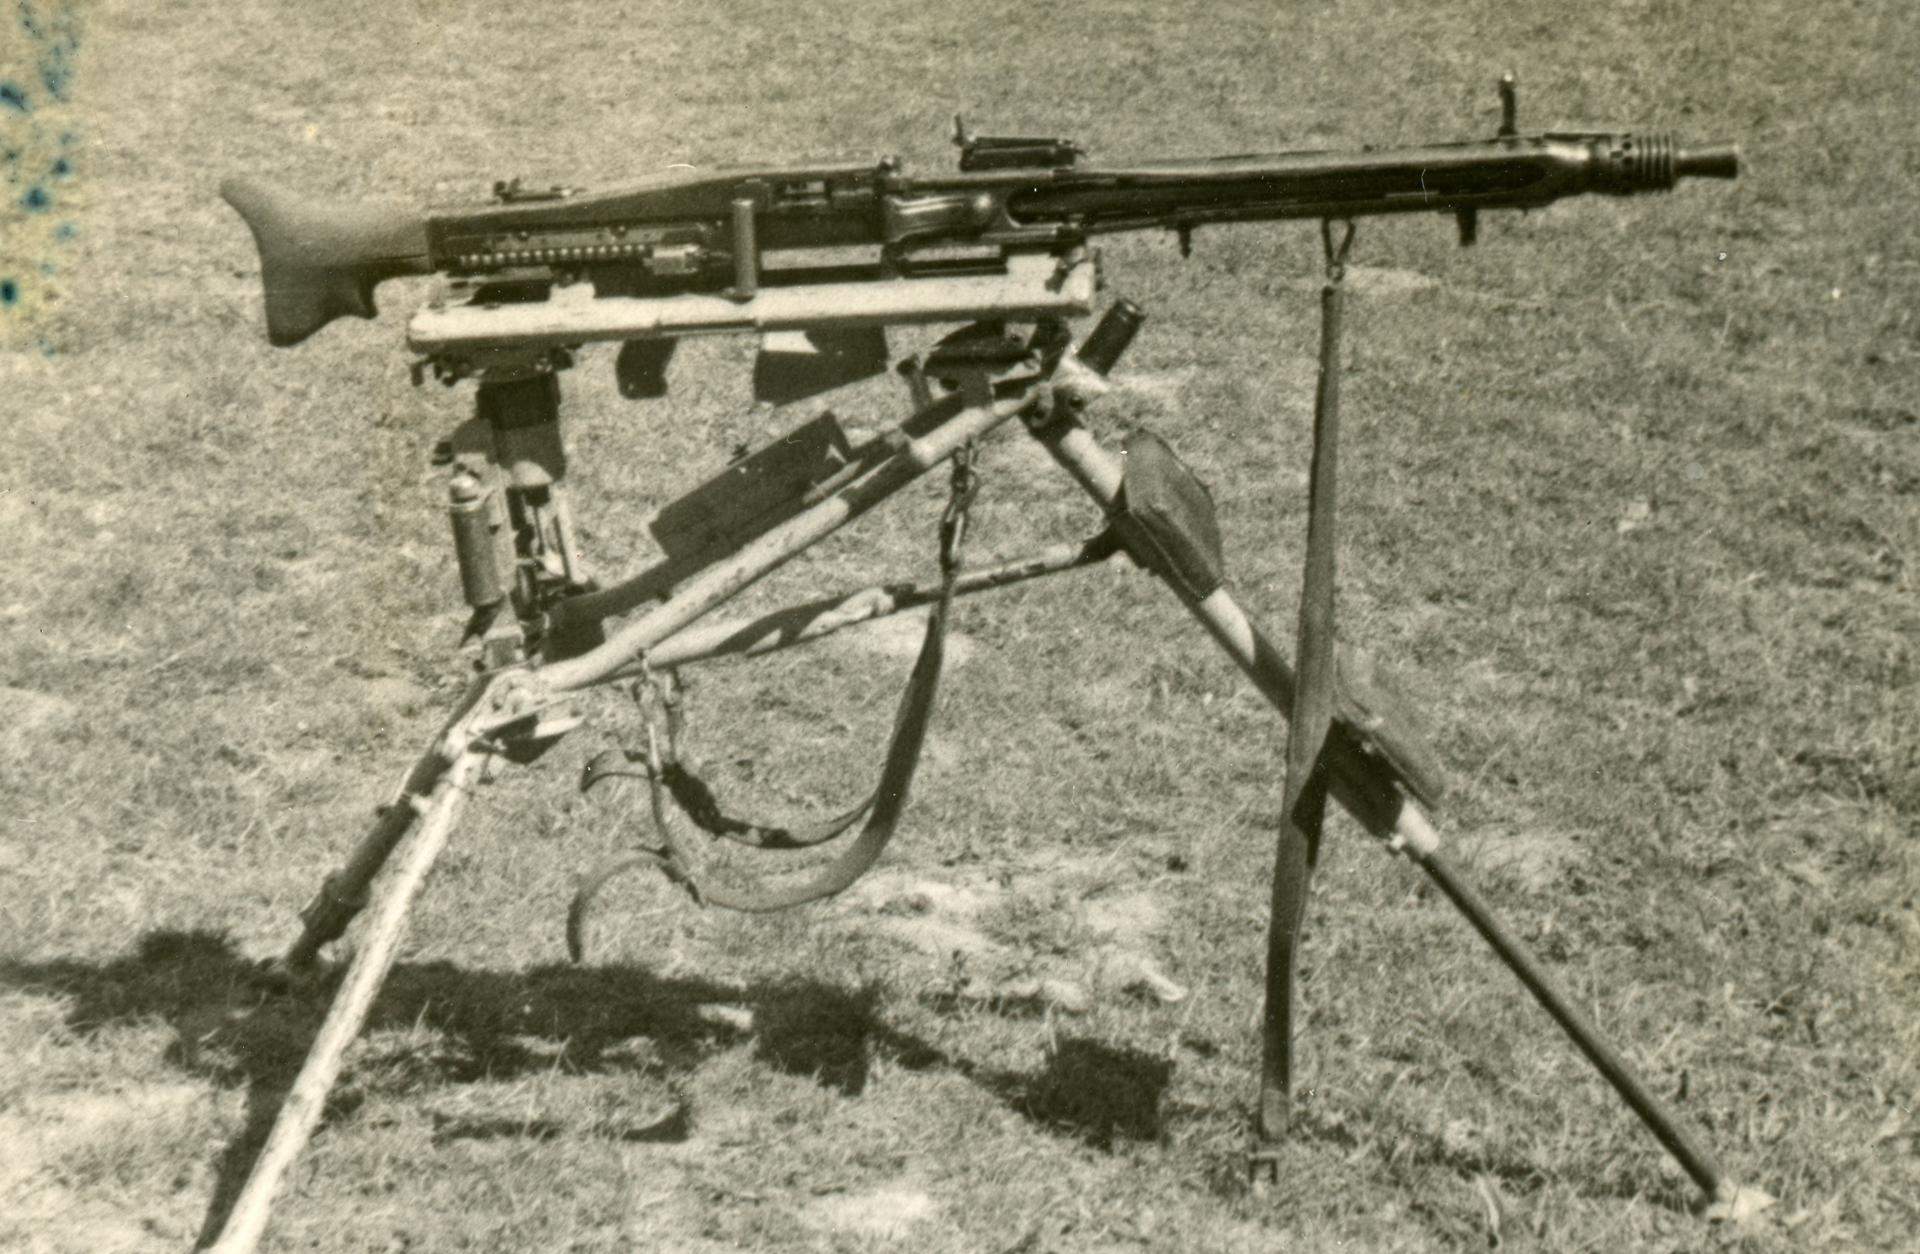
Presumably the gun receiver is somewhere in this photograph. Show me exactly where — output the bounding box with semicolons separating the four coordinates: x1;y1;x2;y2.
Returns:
224;106;1737;346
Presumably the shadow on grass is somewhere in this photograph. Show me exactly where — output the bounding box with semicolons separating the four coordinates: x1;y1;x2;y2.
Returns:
0;928;1173;1248
1009;1038;1173;1151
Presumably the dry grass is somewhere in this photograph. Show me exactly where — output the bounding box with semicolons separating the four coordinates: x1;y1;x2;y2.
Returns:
3;0;1917;1250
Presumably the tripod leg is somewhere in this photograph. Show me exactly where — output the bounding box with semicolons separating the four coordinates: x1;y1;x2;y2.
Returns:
1258;768;1326;1148
206;749;487;1254
274;678;491;974
1411;845;1737;1205
276;758;447;974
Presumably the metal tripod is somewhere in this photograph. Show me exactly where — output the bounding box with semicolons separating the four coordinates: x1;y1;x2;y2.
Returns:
206;288;1742;1254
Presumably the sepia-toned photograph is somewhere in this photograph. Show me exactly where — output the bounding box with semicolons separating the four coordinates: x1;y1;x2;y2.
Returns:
1;1;1914;1250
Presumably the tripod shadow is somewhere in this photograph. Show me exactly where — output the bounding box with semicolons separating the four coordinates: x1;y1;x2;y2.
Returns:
1;929;1174;1247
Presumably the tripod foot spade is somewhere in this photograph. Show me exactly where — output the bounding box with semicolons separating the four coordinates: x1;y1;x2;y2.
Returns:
1247;1142;1284;1190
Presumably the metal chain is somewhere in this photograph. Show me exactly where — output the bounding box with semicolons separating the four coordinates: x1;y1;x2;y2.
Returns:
940;441;980;580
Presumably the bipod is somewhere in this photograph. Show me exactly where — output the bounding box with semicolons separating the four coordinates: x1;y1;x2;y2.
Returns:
1231;223;1744;1209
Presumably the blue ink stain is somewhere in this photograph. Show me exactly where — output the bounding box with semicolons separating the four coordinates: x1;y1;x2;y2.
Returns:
0;82;27;112
1;279;18;305
39;258;53;275
16;4;81;102
21;184;50;210
53;220;73;239
38;336;58;358
50;156;67;176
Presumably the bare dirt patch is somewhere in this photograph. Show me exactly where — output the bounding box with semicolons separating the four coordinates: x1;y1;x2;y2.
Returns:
803;1181;939;1241
837;611;978;668
837;868;1187;1009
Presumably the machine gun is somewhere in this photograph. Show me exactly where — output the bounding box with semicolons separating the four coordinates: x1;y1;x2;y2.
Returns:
204;83;1761;1254
223;78;1736;350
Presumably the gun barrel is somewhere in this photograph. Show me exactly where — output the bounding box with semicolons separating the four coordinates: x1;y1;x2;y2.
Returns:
986;132;1735;236
1675;142;1740;182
